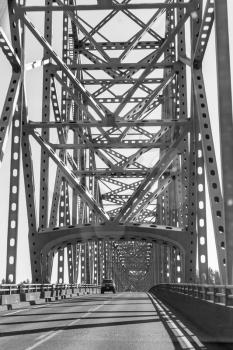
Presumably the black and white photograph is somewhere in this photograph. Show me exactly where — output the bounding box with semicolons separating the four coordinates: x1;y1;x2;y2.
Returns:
0;0;233;349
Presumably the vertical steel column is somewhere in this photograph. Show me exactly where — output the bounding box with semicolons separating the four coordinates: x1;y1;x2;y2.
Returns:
103;241;107;279
177;0;194;282
215;0;233;284
88;242;94;284
93;242;98;284
73;244;80;284
193;69;227;283
61;0;69;123
81;243;86;284
196;122;208;282
97;241;101;284
67;244;73;284
156;243;161;284
6;110;21;283
85;243;91;284
39;0;52;229
167;245;171;283
176;8;189;232
5;0;22;284
151;242;157;285
8;0;42;282
176;249;182;282
161;244;167;283
170;246;177;283
57;248;64;284
65;182;74;283
57;180;66;283
0;73;21;164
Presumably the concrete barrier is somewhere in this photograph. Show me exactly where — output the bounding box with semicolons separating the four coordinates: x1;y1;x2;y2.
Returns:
0;294;20;305
20;292;41;302
150;287;233;342
0;305;8;312
41;290;51;299
72;288;79;295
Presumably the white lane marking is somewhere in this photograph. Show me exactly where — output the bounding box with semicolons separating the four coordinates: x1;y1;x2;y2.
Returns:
25;295;119;350
148;293;206;350
35;330;56;341
3;309;28;316
34;303;104;342
159;302;205;348
3;302;50;316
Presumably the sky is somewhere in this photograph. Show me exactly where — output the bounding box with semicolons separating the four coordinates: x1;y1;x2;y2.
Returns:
0;0;233;283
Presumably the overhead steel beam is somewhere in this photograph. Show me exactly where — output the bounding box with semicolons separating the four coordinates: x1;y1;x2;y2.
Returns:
22;15;106;120
119;0;171;61
193;0;214;66
21;3;192;12
129;175;176;223
27;119;189;128
49;141;165;149
215;0;233;284
114;126;188;222
193;69;227;283
0;27;21;70
56;0;112;63
0;72;21;164
32;130;109;222
113;11;191;117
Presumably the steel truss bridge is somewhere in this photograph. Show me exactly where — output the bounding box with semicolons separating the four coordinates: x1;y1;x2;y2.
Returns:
0;0;233;295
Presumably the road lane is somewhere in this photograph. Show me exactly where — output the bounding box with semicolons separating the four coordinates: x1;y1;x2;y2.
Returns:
0;292;208;350
0;295;112;349
53;292;175;350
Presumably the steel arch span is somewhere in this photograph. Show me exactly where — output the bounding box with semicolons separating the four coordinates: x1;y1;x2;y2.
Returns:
0;0;233;288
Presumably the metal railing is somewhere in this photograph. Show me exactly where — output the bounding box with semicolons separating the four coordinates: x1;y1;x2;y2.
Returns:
0;283;101;296
150;283;233;306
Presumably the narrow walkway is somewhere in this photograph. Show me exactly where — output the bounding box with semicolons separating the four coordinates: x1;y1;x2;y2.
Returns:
0;292;226;350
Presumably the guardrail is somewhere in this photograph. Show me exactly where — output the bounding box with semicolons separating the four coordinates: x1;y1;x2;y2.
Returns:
150;283;233;306
0;283;100;295
149;283;233;340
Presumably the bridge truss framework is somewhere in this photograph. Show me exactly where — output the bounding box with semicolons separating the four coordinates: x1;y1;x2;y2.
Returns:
0;0;233;288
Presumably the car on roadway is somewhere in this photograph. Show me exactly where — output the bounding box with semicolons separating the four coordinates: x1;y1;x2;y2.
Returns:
101;278;116;294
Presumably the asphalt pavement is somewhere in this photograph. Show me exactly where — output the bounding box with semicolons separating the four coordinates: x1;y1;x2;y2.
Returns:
0;292;230;350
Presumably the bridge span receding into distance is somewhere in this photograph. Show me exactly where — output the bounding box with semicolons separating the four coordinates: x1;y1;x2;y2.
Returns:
1;0;233;348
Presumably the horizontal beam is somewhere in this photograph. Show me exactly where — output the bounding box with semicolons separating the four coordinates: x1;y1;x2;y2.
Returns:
0;73;21;164
32;131;110;222
114;126;188;222
38;223;185;256
75;41;161;51
51;62;172;71
74;170;148;177
26;119;189;129
0;28;21;70
22;15;105;120
80;78;164;85
20;3;192;12
49;141;165;149
129;175;175;222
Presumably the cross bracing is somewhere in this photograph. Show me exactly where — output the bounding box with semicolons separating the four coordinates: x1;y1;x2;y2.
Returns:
0;0;233;289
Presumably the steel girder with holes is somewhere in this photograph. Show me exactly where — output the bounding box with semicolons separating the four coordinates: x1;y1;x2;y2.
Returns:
1;0;232;287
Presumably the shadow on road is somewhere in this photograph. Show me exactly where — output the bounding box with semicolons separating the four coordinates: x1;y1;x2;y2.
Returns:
0;314;157;326
0;317;160;338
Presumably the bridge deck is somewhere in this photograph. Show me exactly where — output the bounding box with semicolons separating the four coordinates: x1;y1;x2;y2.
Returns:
0;292;223;350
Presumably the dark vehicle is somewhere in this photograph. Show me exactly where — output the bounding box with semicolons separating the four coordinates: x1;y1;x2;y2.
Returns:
101;279;116;294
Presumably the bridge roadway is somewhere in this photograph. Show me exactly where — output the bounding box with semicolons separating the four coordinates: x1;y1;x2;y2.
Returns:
0;292;230;350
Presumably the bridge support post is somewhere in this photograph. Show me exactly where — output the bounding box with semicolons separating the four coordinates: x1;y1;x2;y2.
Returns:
215;0;233;285
6;109;22;284
151;242;160;285
57;248;65;284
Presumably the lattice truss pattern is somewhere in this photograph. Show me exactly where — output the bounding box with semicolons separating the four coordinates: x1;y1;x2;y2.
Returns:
0;0;233;288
